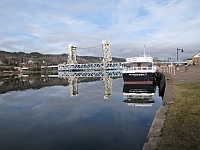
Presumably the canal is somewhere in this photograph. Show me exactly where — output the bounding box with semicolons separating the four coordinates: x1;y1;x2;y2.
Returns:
0;74;163;150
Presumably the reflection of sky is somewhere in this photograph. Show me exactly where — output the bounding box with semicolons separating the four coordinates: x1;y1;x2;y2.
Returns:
0;78;162;150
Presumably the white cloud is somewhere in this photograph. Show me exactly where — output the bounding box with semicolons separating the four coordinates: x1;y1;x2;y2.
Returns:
0;0;200;60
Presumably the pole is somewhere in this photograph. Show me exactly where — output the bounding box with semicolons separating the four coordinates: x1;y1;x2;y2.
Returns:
177;48;184;62
177;48;178;62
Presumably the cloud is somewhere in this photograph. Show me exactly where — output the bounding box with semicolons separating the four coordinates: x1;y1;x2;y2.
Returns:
0;0;200;60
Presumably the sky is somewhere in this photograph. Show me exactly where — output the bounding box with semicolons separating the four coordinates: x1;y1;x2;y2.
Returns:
0;0;200;60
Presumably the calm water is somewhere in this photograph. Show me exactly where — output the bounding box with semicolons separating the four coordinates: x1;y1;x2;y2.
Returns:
0;74;162;150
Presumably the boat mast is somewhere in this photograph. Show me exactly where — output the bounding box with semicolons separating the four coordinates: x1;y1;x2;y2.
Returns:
139;46;140;57
144;45;146;57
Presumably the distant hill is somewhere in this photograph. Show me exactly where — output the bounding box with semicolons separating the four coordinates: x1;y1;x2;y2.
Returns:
0;50;125;67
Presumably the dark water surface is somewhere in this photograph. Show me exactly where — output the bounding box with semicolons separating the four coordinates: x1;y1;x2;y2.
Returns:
0;75;162;150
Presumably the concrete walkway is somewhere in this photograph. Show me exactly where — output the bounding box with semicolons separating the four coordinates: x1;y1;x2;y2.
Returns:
143;66;200;150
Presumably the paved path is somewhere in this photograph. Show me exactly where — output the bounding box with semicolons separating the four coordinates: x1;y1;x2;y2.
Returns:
167;65;200;82
143;66;200;150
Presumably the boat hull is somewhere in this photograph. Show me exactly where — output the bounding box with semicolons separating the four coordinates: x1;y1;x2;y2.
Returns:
122;72;155;84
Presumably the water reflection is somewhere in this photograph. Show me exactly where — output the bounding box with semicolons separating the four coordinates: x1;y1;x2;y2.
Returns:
123;83;156;107
0;74;115;99
0;73;69;94
68;76;78;96
0;73;163;150
0;73;165;102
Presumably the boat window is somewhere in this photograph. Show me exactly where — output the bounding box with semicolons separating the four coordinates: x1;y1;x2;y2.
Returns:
137;63;142;67
148;63;152;67
126;64;131;67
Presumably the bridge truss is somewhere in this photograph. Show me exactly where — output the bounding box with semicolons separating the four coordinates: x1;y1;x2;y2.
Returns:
58;62;122;71
58;70;122;77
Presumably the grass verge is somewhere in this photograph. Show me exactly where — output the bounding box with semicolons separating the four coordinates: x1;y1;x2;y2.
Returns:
157;82;200;150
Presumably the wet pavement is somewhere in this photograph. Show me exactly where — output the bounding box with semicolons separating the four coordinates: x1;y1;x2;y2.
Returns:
143;65;200;150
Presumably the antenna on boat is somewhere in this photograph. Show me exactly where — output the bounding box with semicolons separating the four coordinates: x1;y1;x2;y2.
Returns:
148;48;150;57
139;46;141;57
144;45;150;57
146;45;150;57
144;45;146;57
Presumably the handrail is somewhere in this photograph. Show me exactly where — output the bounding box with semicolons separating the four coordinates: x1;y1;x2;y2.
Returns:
122;66;156;71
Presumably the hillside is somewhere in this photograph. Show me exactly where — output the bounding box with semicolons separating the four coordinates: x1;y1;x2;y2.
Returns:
0;50;125;67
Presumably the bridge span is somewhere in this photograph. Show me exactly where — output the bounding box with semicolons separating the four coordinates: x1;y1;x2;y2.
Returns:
58;62;123;71
41;40;124;70
58;70;122;77
41;62;124;70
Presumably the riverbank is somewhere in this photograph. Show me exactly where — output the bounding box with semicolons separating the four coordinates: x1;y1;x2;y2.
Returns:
143;65;200;150
158;82;200;150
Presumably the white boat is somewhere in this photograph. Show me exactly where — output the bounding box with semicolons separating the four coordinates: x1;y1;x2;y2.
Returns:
122;46;156;84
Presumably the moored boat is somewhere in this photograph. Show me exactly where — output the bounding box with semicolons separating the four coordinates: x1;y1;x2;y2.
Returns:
122;46;156;84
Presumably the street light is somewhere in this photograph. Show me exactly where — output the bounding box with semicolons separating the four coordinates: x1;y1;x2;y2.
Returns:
168;57;171;65
177;48;184;62
168;57;171;62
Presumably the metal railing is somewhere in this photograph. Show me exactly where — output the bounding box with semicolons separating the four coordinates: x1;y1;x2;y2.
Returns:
122;66;156;71
158;66;176;75
58;62;123;71
58;70;122;77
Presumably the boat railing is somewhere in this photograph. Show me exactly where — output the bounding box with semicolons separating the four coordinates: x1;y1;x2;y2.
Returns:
122;66;156;71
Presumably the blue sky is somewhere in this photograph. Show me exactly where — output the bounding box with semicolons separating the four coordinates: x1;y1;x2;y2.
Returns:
0;0;200;60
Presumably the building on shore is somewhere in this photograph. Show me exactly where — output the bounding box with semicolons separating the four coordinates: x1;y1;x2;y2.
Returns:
192;51;200;65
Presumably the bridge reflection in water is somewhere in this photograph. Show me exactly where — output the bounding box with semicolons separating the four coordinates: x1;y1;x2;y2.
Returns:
56;71;164;106
58;71;119;99
67;76;113;99
0;71;165;106
57;70;121;98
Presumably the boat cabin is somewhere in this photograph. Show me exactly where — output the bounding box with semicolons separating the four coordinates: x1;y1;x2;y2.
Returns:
123;57;154;71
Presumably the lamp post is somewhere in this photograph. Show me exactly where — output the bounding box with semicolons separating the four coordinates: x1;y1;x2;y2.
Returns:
177;48;184;62
168;57;171;65
168;57;171;62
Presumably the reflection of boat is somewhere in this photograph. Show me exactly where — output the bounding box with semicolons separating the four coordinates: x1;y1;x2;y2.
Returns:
124;100;154;107
122;83;156;107
122;46;156;84
155;72;166;99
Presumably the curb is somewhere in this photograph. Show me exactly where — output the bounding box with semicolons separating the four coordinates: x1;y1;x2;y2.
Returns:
142;73;173;150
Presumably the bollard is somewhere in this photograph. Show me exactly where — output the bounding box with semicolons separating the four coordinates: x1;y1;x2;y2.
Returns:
185;65;188;72
174;66;176;75
170;66;172;74
170;67;172;74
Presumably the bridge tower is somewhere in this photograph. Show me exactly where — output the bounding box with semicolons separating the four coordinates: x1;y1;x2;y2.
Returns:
68;44;77;64
103;76;113;99
102;40;112;63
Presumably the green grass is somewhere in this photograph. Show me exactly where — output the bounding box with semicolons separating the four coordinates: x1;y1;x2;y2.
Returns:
157;82;200;150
